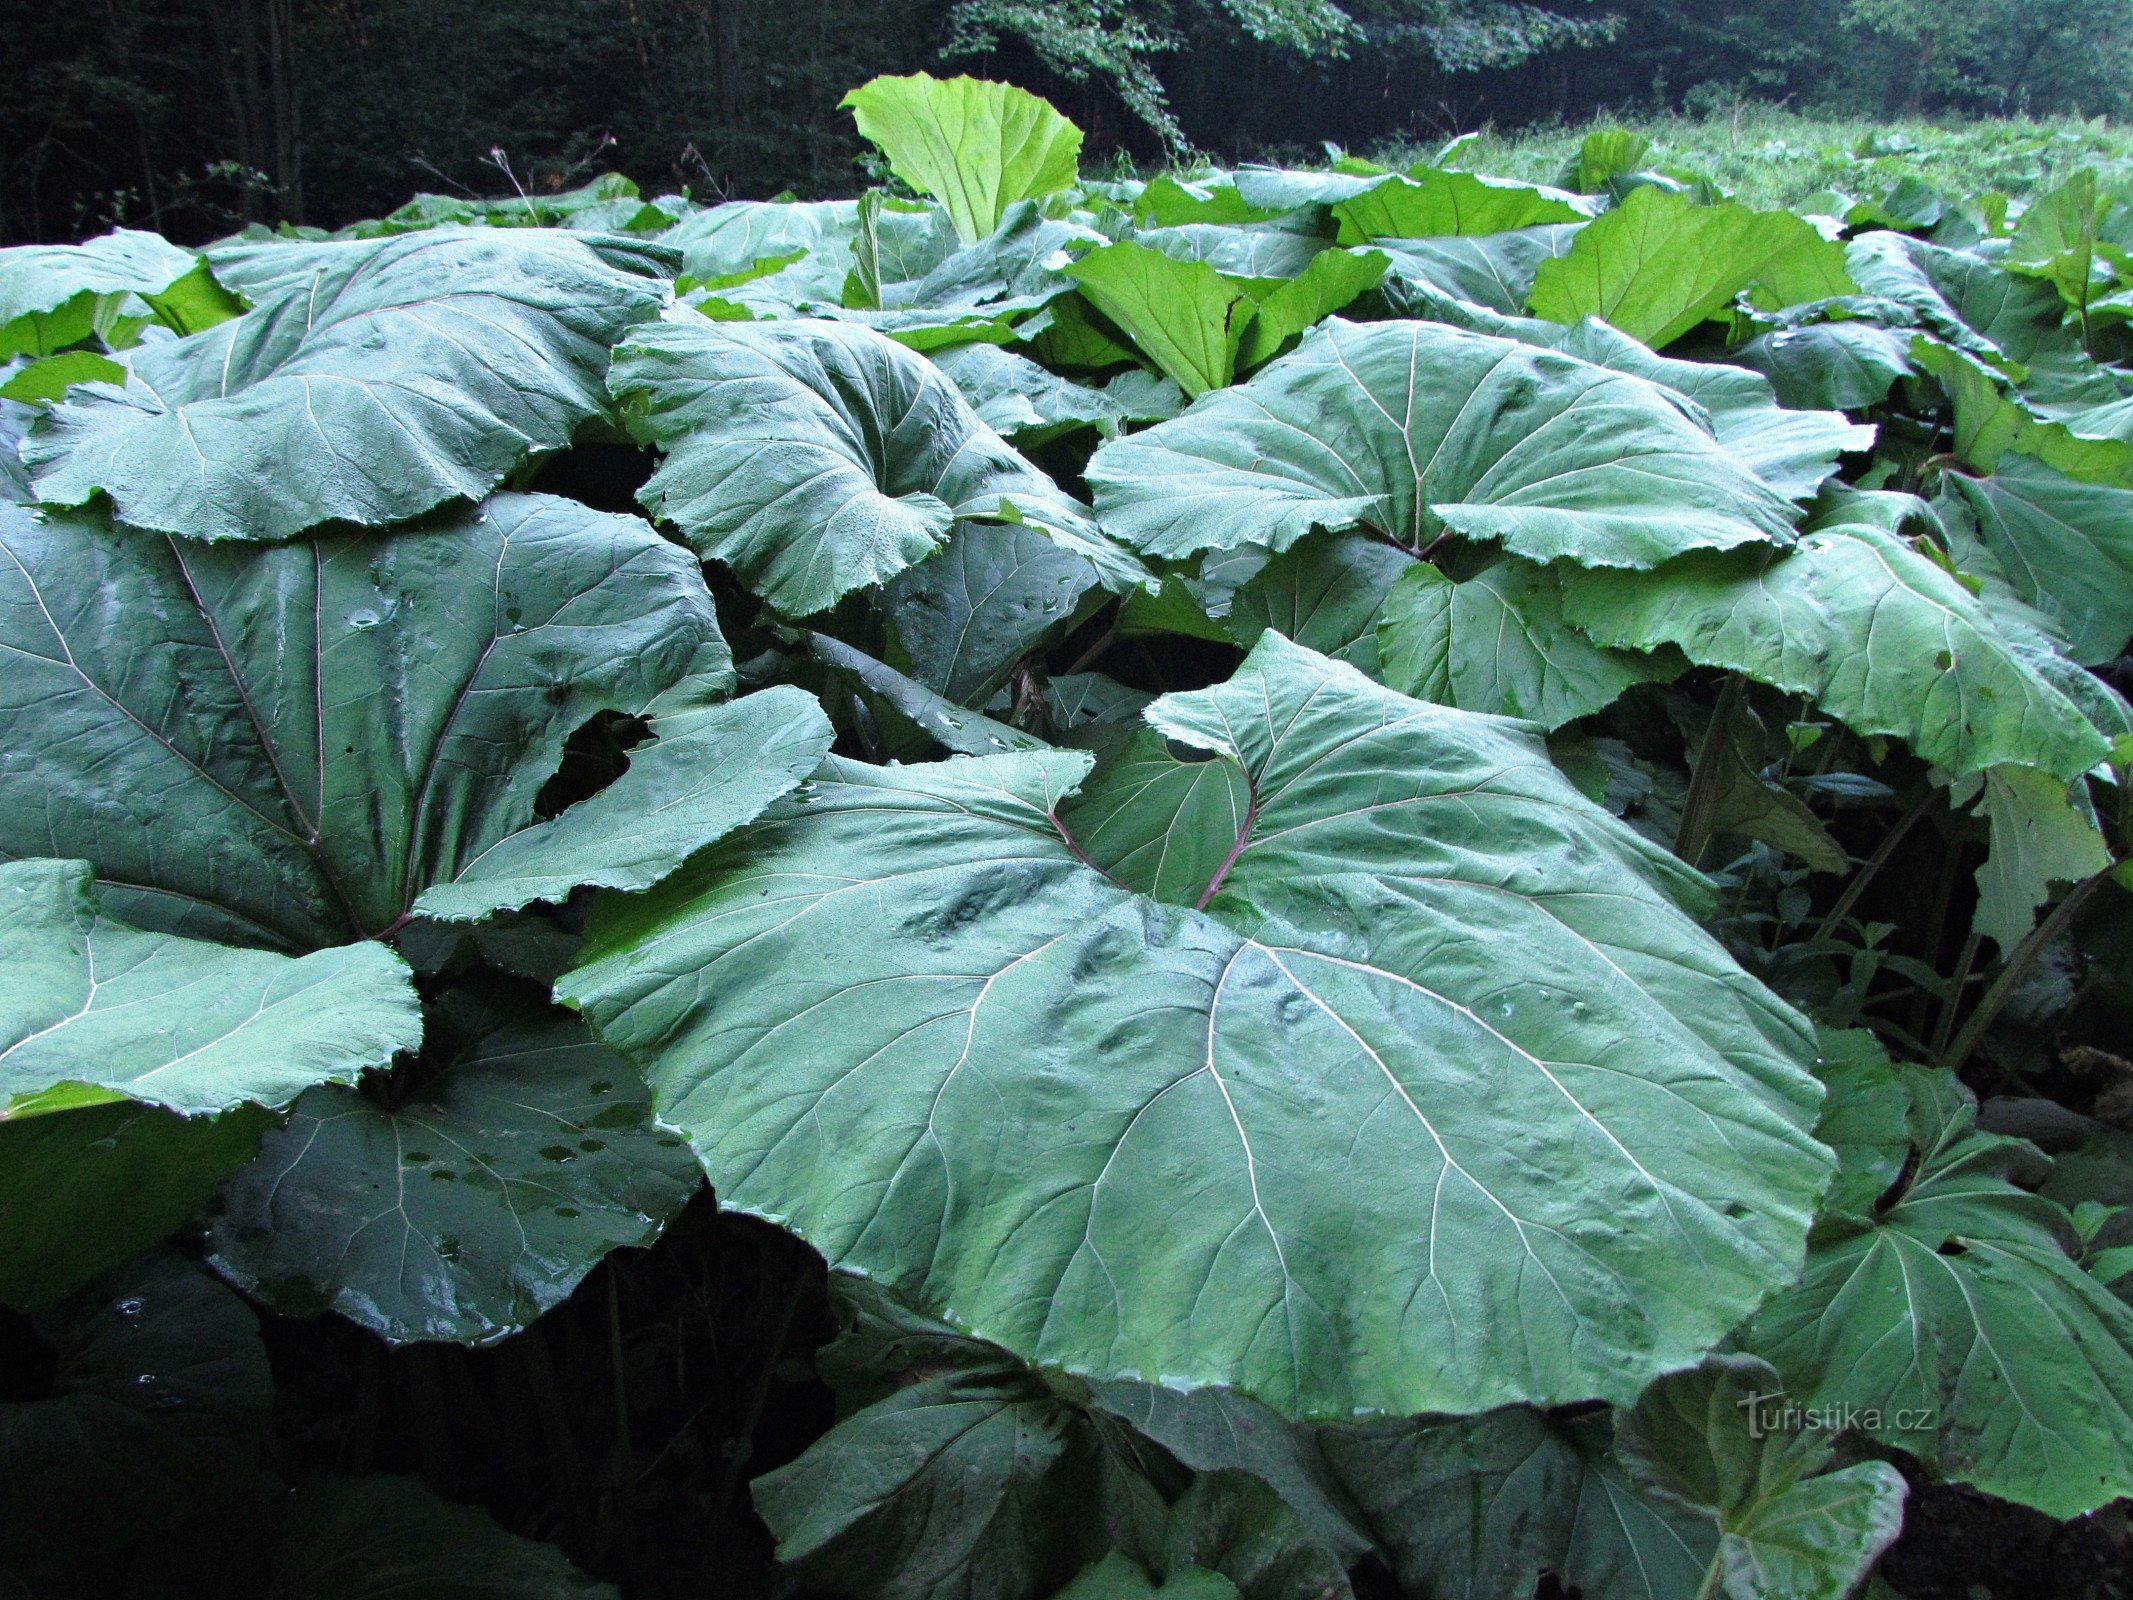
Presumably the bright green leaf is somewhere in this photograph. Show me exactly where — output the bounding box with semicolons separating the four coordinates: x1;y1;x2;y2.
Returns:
1066;243;1256;398
843;74;1083;246
1530;187;1851;348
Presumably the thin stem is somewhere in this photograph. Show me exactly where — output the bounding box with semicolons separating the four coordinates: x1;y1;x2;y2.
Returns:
1063;602;1122;676
1813;787;1937;945
1674;674;1747;869
1930;930;1983;1061
1943;862;2122;1071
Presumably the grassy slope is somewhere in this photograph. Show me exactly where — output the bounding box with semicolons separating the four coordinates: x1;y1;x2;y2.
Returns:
1370;106;2133;207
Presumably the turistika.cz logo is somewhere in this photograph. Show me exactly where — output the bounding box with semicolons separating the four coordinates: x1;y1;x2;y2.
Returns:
1737;1390;1937;1440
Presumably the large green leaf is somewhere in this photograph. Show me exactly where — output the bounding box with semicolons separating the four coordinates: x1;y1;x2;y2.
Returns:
1134;223;1330;282
886;521;1106;704
1225;530;1411;676
1330;170;1592;242
0;229;235;358
1743;1046;2133;1518
1561;521;2110;782
1086;318;1799;569
752;1281;1168;1600
842;74;1083;246
611;314;1141;616
25;230;669;541
412;679;833;924
1233;247;1388;371
207;1011;699;1344
1964;764;2111;954
1377;225;1582;317
1845;231;2076;367
1406;307;1872;505
1;858;419;1114
1734;322;1915;412
0;494;812;951
1314;1407;1716;1600
930;343;1133;441
562;634;1831;1419
660;197;860;285
1942;453;2133;666
1529;187;1852;348
881;202;1095;318
1065;244;1257;399
1615;1354;1906;1600
1376;556;1678;729
0;1090;269;1310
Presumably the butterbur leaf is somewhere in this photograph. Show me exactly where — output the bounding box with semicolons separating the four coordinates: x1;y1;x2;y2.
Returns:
412;681;833;924
0;228;231;358
1140;1472;1350;1600
612;314;1141;616
883;202;1094;318
1943;454;2133;666
1066;244;1257;398
1377;225;1581;317
207;1013;700;1345
1052;1552;1238;1599
885;519;1107;703
0;495;774;951
843;74;1082;246
1967;764;2111;954
1561;522;2110;782
563;634;1831;1418
1330;170;1591;242
1233;248;1388;370
1086;318;1798;568
1735;323;1915;412
26;229;670;542
1376;556;1677;729
1529;186;1851;348
0;1091;269;1310
1615;1354;1906;1600
1134;223;1330;282
1559;130;1655;194
1448;312;1873;505
1744;1041;2133;1518
1;858;420;1115
1226;531;1412;675
1085;1386;1372;1566
0;348;126;404
1315;1406;1716;1600
805;632;1048;757
1845;232;2074;368
756;1371;1101;1600
265;1475;617;1598
660;196;860;286
929;342;1131;440
0;1252;274;1594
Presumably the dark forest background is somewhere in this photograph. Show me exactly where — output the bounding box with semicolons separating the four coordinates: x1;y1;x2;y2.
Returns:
10;0;2133;244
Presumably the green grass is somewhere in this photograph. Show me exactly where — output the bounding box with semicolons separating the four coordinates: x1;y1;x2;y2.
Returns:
1369;105;2133;208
